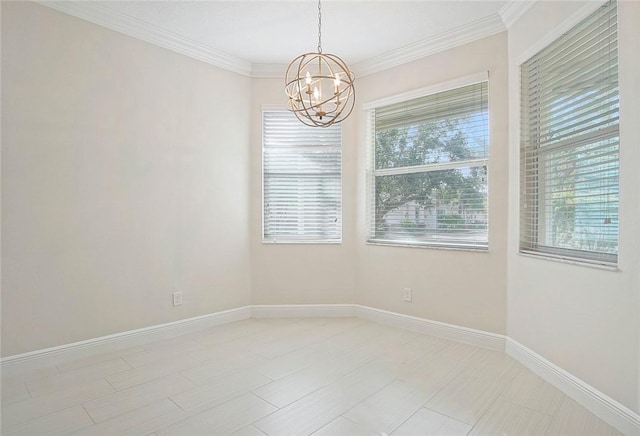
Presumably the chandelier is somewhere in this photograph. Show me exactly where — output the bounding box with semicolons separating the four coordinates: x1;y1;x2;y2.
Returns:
284;0;355;127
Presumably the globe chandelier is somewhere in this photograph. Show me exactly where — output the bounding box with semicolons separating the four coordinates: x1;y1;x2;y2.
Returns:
284;0;355;127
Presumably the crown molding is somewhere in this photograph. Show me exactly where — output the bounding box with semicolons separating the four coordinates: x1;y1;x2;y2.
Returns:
253;14;507;79
499;0;537;29
37;2;509;79
352;14;506;78
36;1;253;77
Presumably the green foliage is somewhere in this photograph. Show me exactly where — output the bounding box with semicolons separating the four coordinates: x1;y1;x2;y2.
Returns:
437;213;466;230
374;119;486;236
400;219;417;228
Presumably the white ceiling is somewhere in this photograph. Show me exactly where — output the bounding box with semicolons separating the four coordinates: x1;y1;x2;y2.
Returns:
40;1;531;77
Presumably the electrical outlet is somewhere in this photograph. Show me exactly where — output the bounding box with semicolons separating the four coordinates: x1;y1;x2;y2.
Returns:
172;292;183;306
403;287;412;302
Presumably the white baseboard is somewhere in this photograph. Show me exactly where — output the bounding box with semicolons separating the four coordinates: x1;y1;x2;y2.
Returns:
0;306;251;369
2;303;637;435
506;338;640;436
250;304;356;318
0;304;504;367
354;305;506;352
249;304;505;352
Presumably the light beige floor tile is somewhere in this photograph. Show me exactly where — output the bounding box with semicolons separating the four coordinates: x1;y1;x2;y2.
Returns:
254;342;333;381
253;346;373;408
391;408;471;436
1;379;114;430
181;354;269;386
1;379;31;405
255;333;365;382
1;364;60;384
157;394;277;436
253;366;335;409
83;373;194;423
27;358;131;397
545;397;621;436
140;334;203;351
382;334;450;364
252;323;329;357
193;320;273;348
364;327;421;355
499;368;565;416
188;336;260;363
468;399;552;436
320;322;385;347
296;323;390;362
106;354;201;391
4;405;93;436
254;360;396;436
332;324;409;354
254;318;364;360
312;416;378;436
426;350;518;425
395;354;465;399
244;322;329;360
315;347;377;375
73;398;186;436
240;319;319;348
0;318;620;436
171;369;271;412
56;346;146;373
343;379;432;434
230;425;268;436
122;340;205;368
439;341;483;362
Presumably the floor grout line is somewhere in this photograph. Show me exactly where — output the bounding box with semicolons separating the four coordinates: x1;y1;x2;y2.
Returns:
0;318;621;436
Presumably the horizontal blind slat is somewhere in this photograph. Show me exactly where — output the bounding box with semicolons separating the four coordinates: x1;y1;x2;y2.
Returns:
368;80;489;248
519;0;618;265
263;111;342;241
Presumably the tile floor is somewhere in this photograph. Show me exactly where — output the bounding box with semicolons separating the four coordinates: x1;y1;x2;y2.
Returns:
0;317;622;435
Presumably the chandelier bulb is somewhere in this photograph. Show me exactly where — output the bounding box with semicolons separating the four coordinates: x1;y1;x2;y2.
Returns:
284;0;355;127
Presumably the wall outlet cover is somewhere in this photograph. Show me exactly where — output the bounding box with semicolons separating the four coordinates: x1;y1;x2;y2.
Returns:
172;292;183;306
403;287;412;302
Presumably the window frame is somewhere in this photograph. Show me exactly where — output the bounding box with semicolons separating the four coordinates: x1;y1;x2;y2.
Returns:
261;107;343;244
364;72;490;250
518;0;619;268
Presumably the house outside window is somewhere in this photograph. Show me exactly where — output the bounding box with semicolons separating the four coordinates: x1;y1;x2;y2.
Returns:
520;0;619;266
366;74;489;249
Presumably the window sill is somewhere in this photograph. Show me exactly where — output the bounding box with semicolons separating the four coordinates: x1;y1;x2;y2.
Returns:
366;240;488;252
262;239;342;245
518;251;619;272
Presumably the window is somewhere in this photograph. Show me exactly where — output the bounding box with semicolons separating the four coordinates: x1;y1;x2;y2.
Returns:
263;110;341;243
366;76;489;249
520;0;618;266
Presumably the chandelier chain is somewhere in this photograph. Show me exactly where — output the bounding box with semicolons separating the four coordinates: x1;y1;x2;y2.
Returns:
284;0;355;127
317;0;322;53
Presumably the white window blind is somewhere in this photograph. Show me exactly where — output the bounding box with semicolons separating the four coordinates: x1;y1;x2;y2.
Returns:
520;0;619;266
367;80;489;249
263;110;342;243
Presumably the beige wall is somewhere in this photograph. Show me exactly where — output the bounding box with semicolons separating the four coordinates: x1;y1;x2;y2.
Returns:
2;0;638;416
507;1;640;412
249;33;509;334
1;2;252;356
249;79;358;305
354;33;509;335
